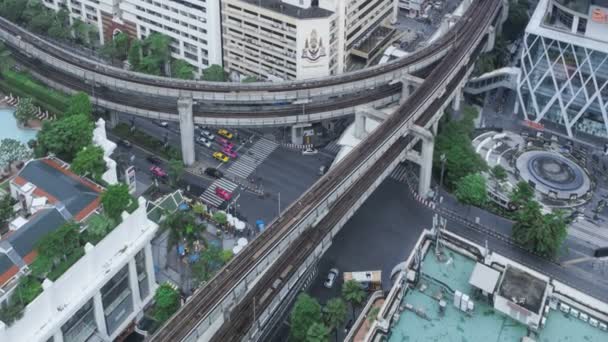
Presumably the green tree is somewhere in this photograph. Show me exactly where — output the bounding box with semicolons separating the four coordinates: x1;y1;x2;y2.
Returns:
140;55;162;75
324;298;347;342
0;0;27;22
342;280;366;319
101;183;132;221
168;159;184;187
159;211;205;250
510;180;534;208
171;59;195;79
367;307;380;324
28;12;53;34
455;173;488;207
35;221;81;277
71;145;106;180
306;322;330;342
48;19;69;40
290;293;323;342
65;92;92;117
434;106;487;189
0;138;32;172
512;201;567;257
128;39;143;71
102;32;129;61
0;194;14;227
202;64;228;82
36;114;94;161
491;165;507;182
71;18;89;44
213;211;227;225
503;0;529;42
146;33;171;66
86;214;114;244
14;97;36;125
153;283;180;323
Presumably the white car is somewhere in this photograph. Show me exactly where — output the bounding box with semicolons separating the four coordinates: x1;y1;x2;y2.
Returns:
324;268;339;288
302;148;318;155
197;137;212;148
201;130;215;140
158;121;169;128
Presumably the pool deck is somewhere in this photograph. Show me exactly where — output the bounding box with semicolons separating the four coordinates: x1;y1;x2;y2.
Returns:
387;246;608;342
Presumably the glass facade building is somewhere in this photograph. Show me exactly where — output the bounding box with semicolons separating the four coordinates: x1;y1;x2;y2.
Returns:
517;0;608;138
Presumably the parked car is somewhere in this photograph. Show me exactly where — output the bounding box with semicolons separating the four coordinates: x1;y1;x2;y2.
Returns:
117;139;132;148
204;167;223;178
324;268;339;288
197;137;212;148
302;148;318;155
215;186;232;201
221;141;235;150
149;165;167;178
201;130;215;140
146;155;162;164
217;128;233;139
157;121;169;128
223;147;238;158
213;151;229;163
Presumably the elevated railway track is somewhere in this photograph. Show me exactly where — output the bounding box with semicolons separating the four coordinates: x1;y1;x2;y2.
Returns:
149;0;502;340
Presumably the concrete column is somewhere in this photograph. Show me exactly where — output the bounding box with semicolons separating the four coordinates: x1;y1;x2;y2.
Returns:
484;26;496;53
291;126;303;145
400;79;410;105
432;121;439;135
108;111;119;129
452;88;462;112
53;331;64;342
513;97;520;115
93;292;110;339
128;259;143;310
177;98;195;166
419;136;434;197
391;0;399;24
144;242;157;297
354;110;366;139
410;125;434;197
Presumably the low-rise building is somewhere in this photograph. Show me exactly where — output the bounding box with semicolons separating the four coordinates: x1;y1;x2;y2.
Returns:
0;158;158;342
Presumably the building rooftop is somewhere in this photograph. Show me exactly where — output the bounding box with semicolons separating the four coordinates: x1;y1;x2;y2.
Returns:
15;159;101;220
0;158;102;288
497;266;548;314
469;262;501;294
237;0;334;19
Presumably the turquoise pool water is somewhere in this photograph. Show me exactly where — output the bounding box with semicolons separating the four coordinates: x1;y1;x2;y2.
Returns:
0;108;38;143
388;246;608;342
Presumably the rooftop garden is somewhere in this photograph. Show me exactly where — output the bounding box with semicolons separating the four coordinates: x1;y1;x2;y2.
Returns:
0;183;138;326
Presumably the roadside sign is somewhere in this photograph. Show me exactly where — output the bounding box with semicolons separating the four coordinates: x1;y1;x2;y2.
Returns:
125;165;136;194
524;120;544;131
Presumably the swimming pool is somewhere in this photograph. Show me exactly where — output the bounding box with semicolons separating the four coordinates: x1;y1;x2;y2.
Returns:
0;108;38;143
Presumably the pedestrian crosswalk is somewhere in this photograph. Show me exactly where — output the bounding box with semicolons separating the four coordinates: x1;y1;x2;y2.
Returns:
569;219;608;247
199;178;239;207
323;140;342;155
226;138;278;179
389;164;410;183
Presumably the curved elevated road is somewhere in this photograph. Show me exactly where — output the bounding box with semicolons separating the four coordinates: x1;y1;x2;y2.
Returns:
150;0;503;340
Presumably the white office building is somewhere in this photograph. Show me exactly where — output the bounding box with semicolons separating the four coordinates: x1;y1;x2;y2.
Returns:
222;0;394;80
517;0;608;138
397;0;427;18
120;0;223;73
0;197;158;342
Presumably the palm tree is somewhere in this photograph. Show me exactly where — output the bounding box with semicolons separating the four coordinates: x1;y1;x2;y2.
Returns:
159;210;206;252
324;298;347;342
306;322;330;342
342;280;366;319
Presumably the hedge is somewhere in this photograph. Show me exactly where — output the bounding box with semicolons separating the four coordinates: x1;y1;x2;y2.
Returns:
0;69;70;115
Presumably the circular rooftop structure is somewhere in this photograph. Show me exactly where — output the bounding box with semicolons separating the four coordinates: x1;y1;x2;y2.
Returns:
515;151;591;200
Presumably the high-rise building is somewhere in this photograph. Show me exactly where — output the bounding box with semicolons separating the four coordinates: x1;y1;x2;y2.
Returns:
518;0;608;138
221;0;394;81
119;0;223;73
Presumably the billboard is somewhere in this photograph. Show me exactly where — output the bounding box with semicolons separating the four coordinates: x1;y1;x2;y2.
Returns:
297;18;332;79
125;165;136;194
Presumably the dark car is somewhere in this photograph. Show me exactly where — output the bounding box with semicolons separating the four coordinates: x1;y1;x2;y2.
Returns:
146;155;162;165
204;167;223;179
117;139;132;148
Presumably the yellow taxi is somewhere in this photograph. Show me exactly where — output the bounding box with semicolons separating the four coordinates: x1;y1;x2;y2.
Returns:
213;151;229;162
217;128;233;139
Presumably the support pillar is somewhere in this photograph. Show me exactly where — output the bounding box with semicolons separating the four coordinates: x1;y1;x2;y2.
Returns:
93;292;110;338
108;111;119;129
399;75;424;105
291;125;303;145
452;87;462;112
410;125;434;197
177;98;195;166
484;26;496;53
128;259;143;310
354;110;367;140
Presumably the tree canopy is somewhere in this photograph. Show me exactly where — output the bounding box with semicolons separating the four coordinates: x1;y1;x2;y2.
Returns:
160;211;206;251
0;194;14;228
14;97;36;125
36;114;94;161
512;199;567;257
342;280;366;318
65;92;92;117
168;159;184;187
491;165;508;182
172;59;195;80
71;145;106;180
503;0;529;42
455;173;488;207
0;138;32;171
153;283;181;323
101;183;132;222
290;293;323;342
202;64;228;82
434;106;487;189
324;297;347;340
306;322;330;342
510;180;535;208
